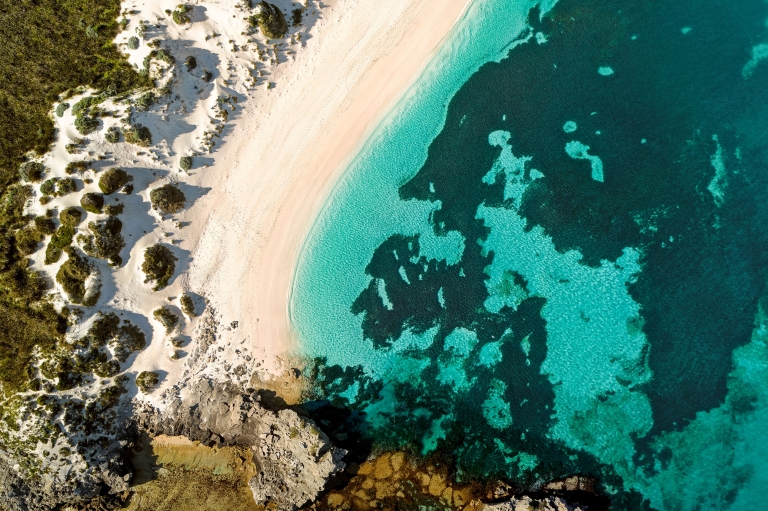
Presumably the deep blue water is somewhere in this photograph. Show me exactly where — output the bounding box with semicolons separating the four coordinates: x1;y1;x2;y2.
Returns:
292;0;768;508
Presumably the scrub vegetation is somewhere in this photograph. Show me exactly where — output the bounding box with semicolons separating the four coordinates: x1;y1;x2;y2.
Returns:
0;0;145;395
142;244;177;290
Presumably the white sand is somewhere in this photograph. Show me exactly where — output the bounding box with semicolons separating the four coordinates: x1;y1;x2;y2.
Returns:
183;0;471;376
27;0;470;399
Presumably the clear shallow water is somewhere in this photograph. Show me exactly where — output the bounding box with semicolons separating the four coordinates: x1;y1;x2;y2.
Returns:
291;0;768;509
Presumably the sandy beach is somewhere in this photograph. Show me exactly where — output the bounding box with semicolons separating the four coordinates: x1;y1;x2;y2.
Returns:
184;0;471;376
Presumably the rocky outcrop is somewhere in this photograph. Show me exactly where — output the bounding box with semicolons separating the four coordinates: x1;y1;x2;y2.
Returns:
0;449;130;511
484;495;588;511
134;378;346;511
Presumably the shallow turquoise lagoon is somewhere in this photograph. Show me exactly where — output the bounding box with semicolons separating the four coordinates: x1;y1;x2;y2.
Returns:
291;0;768;509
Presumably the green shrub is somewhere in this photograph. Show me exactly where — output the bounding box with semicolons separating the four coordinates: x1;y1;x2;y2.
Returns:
150;184;185;214
136;91;154;111
292;7;303;26
15;228;43;255
40;195;53;205
153;307;179;333
65;160;90;174
103;203;124;216
34;215;56;235
104;126;120;144
81;216;125;266
97;383;126;409
185;56;197;70
60;207;83;227
56;103;70;118
128;36;139;50
142;244;177;290
179;156;192;171
80;192;104;214
45;225;76;264
123;124;151;146
55;248;92;304
19;161;45;182
74;114;98;135
71;96;102;117
136;371;159;392
86;312;120;347
255;2;287;38
111;322;146;362
57;178;77;195
201;69;212;82
179;293;195;316
172;4;192;24
40;179;56;196
93;355;118;377
98;168;130;194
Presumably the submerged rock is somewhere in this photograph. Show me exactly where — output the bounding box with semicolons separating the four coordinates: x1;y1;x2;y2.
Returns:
134;379;346;511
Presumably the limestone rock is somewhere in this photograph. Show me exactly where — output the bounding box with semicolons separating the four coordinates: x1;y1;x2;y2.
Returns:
134;378;346;511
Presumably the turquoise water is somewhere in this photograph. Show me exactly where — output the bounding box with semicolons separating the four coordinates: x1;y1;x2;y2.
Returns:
291;0;768;509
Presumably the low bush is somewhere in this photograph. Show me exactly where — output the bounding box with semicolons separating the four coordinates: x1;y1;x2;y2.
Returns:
292;7;303;26
65;160;90;174
172;4;192;24
71;96;102;117
74;114;99;135
103;203;124;216
57;178;77;195
136;91;154;111
60;207;83;227
123;124;152;146
179;293;195;316
81;216;125;266
153;307;179;333
45;225;76;264
56;103;70;118
179;155;192;171
98;168;130;195
127;36;139;50
80;193;104;214
185;56;197;70
142;244;177;290
150;184;185;214
201;69;212;82
55;248;92;304
86;312;120;347
40;179;56;196
15;228;43;256
19;161;45;182
34;215;56;235
110;322;146;362
255;2;287;38
136;371;159;392
105;126;120;144
40;196;53;205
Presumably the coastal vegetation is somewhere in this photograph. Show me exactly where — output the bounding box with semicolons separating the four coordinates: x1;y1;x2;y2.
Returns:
150;184;186;214
172;4;193;25
80;192;105;214
98;168;131;194
180;293;196;316
153;307;179;333
123;124;152;146
80;216;125;266
253;2;288;39
55;248;96;306
180;156;193;171
142;244;177;290
136;371;160;392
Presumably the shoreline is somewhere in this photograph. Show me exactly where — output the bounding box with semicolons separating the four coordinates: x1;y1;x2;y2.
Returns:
185;0;472;378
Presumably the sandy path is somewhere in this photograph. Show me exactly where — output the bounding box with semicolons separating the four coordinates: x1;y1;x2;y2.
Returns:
185;0;471;374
